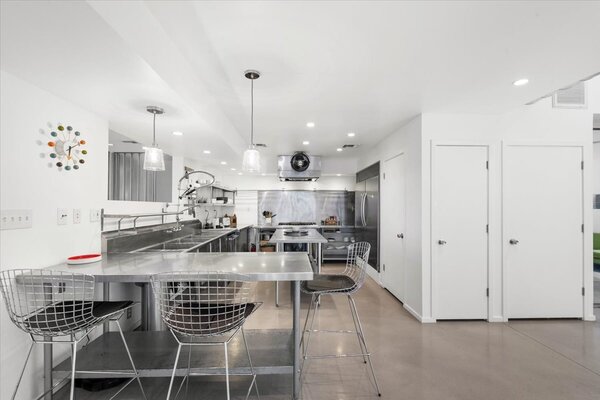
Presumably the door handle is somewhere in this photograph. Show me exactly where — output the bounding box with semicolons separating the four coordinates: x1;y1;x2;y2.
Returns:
397;233;404;239
509;239;519;245
438;240;447;245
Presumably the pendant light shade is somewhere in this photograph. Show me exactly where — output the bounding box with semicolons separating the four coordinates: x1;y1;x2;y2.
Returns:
242;147;260;173
242;70;261;173
143;105;165;171
143;146;165;171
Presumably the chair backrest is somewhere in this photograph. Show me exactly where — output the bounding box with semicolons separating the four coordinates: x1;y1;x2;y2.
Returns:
343;242;371;292
0;269;95;336
151;271;256;337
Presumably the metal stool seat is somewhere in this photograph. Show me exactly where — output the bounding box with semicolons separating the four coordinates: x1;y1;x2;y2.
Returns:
301;274;356;293
300;242;382;397
25;300;134;333
0;269;147;400
151;271;261;400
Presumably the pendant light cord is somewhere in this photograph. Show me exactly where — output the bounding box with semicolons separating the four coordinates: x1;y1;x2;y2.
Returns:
250;78;254;147
152;112;157;147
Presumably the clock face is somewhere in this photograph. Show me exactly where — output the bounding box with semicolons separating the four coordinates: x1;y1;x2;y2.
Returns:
47;125;87;171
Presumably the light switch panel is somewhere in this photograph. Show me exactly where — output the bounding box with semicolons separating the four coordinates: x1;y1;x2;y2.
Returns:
57;209;69;225
90;209;101;222
73;209;81;224
1;210;33;230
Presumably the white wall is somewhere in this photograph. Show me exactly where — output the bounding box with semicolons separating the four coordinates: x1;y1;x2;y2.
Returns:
360;80;597;323
357;116;425;321
0;71;110;399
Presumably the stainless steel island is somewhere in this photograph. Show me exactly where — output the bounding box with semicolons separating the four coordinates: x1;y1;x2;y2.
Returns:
268;228;327;307
43;252;313;400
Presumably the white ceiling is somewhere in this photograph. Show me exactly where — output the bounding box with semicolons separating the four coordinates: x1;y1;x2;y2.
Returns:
2;1;600;173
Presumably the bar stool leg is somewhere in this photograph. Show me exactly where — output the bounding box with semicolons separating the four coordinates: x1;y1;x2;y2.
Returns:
167;344;182;400
11;341;34;400
348;296;381;396
241;327;260;400
224;342;231;400
302;294;320;361
116;320;148;400
347;296;367;364
69;338;78;400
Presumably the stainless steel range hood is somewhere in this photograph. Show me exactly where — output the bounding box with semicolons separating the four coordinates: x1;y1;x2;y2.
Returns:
278;152;321;181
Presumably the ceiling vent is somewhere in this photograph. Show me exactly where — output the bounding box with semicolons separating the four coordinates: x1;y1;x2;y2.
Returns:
342;144;357;149
553;81;586;109
255;143;268;148
122;140;139;144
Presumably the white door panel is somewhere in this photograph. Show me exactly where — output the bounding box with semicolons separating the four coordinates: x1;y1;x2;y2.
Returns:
504;145;583;318
381;154;406;301
433;145;489;319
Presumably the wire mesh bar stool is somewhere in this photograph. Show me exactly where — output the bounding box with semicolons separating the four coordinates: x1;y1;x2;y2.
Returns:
300;242;381;397
151;271;261;400
0;269;147;400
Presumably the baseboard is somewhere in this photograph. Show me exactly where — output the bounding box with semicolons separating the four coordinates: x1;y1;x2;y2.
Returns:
404;303;436;323
584;314;597;322
488;316;507;323
365;264;381;285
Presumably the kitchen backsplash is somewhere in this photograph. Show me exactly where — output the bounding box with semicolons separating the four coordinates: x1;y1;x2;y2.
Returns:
257;190;354;225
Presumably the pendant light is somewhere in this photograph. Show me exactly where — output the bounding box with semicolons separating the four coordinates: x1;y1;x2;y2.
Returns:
242;70;261;173
143;105;166;171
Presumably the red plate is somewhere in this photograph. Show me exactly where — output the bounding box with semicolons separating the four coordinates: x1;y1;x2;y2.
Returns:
67;253;102;265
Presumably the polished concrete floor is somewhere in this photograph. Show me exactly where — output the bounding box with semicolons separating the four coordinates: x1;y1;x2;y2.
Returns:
56;266;600;400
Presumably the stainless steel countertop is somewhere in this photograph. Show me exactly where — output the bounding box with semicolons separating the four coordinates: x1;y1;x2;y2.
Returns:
45;252;313;283
132;225;252;253
268;228;328;244
256;225;355;229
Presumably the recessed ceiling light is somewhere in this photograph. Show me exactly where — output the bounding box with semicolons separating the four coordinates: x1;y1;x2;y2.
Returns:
302;140;310;145
238;172;243;176
231;168;236;171
172;131;183;136
513;78;529;86
336;174;342;176
347;132;355;137
203;150;211;154
220;161;227;165
336;148;343;152
261;173;266;176
108;143;114;146
306;122;315;128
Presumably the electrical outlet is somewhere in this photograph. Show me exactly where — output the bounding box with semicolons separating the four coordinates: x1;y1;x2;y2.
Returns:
73;209;81;224
57;209;69;225
90;209;101;222
0;210;33;230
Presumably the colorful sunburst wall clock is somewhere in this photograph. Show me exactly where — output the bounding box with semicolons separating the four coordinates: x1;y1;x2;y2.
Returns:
47;124;87;171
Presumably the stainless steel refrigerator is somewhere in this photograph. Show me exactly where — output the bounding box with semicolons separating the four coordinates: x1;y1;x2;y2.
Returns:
355;163;380;272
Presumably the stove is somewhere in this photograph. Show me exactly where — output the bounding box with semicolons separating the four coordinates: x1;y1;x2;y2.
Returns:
278;222;317;226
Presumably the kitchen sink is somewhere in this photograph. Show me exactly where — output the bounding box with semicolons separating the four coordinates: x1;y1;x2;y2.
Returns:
143;242;199;252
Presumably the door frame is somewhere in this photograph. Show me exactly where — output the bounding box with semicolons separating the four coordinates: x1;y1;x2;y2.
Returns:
502;141;588;319
381;152;406;301
431;142;491;320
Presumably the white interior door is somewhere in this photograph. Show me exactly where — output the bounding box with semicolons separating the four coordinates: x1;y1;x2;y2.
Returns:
504;145;583;318
381;154;406;301
433;145;489;319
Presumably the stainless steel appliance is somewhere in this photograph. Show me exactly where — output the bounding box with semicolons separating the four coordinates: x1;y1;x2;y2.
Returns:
355;163;380;271
278;152;322;181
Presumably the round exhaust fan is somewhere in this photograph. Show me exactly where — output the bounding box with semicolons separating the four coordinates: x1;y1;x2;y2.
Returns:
290;152;310;172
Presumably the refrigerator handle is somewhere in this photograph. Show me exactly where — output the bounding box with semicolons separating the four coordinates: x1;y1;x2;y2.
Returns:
361;193;367;227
